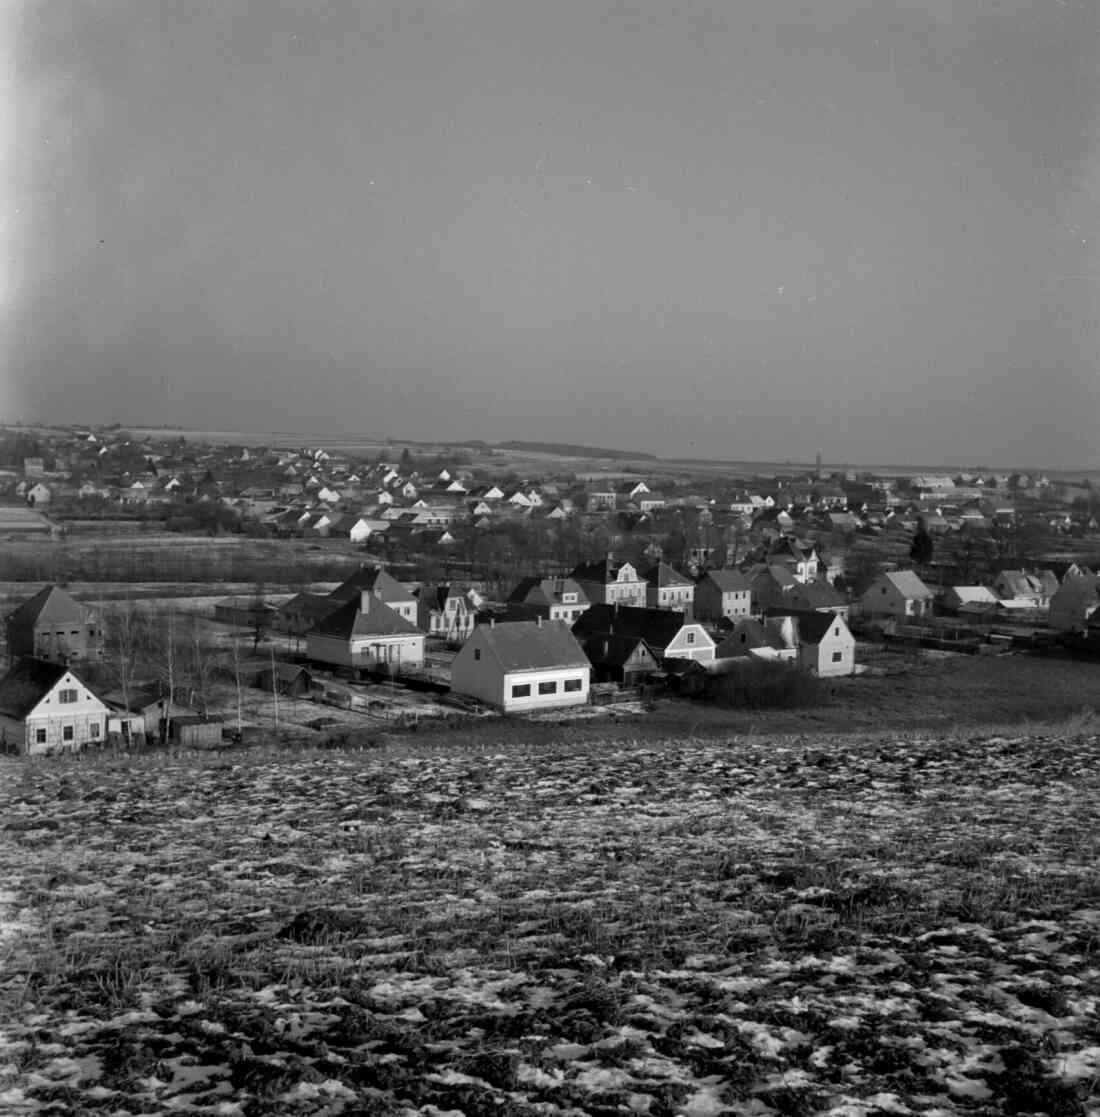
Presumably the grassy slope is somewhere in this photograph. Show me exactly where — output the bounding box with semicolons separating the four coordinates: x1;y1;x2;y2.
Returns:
1;726;1099;1116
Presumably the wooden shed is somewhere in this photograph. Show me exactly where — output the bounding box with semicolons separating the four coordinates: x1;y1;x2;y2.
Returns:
169;715;225;748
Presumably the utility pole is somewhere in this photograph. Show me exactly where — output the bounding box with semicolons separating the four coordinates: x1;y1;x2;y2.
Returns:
270;642;279;738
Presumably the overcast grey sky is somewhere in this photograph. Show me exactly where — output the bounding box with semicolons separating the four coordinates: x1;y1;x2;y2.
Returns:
4;0;1099;467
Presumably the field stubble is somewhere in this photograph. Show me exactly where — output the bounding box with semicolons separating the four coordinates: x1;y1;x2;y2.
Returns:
1;726;1099;1115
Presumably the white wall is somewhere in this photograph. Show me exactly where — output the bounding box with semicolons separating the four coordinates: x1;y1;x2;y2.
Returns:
23;673;109;754
501;667;590;712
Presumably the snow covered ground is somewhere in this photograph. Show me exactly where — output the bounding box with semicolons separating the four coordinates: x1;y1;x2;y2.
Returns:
1;729;1098;1115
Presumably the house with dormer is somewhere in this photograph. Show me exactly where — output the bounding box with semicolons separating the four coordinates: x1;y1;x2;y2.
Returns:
417;584;476;643
571;556;648;608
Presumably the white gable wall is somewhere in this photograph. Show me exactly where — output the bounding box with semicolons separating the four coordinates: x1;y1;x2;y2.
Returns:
22;672;109;754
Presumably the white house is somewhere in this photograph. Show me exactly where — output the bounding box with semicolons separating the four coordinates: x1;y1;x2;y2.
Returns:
769;610;856;677
306;594;425;671
451;619;590;712
417;584;476;642
0;658;110;754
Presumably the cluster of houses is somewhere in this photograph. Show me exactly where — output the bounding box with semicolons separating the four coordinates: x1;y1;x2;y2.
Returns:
6;538;1099;752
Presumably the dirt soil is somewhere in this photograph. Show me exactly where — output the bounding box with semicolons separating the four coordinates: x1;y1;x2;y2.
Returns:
2;722;1099;1115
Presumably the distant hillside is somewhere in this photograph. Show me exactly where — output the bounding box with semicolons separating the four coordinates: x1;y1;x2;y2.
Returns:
494;440;659;461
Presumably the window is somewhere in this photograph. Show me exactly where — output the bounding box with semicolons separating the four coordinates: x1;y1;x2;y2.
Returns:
686;632;695;644
35;729;46;744
90;723;100;738
563;678;583;692
58;689;78;704
474;648;481;660
538;680;557;695
831;651;843;663
511;684;531;698
62;726;74;741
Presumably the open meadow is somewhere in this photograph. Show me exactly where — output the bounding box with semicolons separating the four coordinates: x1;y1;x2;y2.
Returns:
1;726;1099;1116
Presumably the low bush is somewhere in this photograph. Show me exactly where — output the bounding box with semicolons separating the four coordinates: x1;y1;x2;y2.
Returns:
708;659;825;710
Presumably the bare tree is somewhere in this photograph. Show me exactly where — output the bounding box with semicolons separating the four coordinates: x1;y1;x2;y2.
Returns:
101;600;147;717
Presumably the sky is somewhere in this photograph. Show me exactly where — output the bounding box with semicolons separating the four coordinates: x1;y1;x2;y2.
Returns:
3;0;1099;468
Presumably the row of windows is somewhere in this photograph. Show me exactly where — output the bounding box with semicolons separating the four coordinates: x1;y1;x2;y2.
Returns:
511;678;584;698
34;723;100;744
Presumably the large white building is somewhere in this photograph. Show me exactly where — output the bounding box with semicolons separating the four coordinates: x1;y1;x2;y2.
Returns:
450;620;591;713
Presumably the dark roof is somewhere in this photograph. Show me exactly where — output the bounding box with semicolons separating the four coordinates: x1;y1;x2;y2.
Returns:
581;633;656;669
278;592;344;621
420;583;468;612
643;562;693;589
701;569;751;592
570;557;642;585
0;657;76;719
507;577;589;607
329;565;414;605
474;620;590;671
6;585;95;629
572;604;697;652
787;581;847;611
764;608;847;644
310;595;422;639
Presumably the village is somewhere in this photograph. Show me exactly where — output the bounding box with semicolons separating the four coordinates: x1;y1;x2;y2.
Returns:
1;423;1099;753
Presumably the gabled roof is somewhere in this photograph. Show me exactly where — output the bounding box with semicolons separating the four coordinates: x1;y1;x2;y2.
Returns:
474;620;589;671
701;569;751;592
570;557;641;584
764;608;847;645
6;585;95;629
881;570;935;600
420;583;469;612
329;565;414;604
643;562;693;589
507;576;590;608
0;657;79;719
787;581;847;611
572;604;710;653
310;594;422;639
582;633;658;669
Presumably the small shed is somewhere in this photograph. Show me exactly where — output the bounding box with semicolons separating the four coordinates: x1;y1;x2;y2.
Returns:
255;663;316;698
169;715;225;748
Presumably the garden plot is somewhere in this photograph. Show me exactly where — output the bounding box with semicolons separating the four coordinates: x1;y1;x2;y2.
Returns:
0;729;1098;1115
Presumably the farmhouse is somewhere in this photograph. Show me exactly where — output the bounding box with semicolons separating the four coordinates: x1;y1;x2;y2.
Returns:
307;593;425;671
5;585;104;664
450;619;590;712
0;658;110;755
